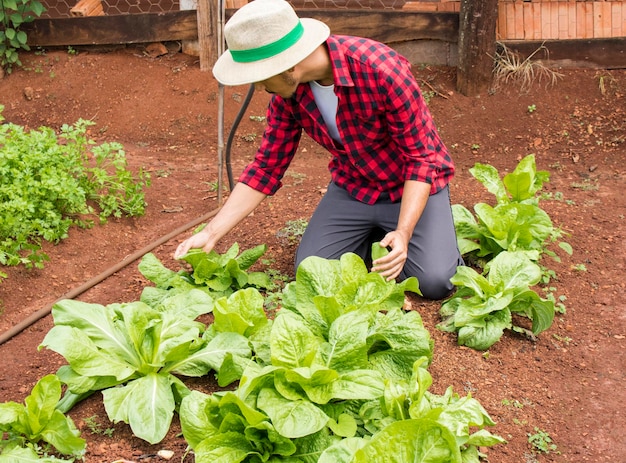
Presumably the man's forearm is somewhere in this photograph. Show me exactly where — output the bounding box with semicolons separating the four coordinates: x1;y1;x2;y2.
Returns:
203;182;267;244
396;180;430;236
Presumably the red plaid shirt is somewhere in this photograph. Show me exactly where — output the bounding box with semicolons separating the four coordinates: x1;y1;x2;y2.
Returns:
239;35;455;205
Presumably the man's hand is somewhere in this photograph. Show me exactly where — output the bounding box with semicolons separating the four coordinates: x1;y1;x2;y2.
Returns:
371;180;430;280
174;228;213;259
172;183;267;261
371;231;410;280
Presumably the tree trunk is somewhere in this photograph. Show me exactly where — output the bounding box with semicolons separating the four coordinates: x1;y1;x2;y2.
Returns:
456;0;498;96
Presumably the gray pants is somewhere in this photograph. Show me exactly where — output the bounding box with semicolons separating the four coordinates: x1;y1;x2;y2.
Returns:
295;182;463;300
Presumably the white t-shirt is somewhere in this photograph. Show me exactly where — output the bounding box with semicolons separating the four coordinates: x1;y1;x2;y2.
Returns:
310;80;341;142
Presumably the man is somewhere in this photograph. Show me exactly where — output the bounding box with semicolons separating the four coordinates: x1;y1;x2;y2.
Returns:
174;0;463;299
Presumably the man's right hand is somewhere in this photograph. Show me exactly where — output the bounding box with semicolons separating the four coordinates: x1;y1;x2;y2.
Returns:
172;182;268;260
174;228;213;259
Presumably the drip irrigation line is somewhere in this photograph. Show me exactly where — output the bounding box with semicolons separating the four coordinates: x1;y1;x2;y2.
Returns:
0;207;220;346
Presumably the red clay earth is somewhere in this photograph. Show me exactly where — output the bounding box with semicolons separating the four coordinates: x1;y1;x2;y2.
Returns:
0;46;624;463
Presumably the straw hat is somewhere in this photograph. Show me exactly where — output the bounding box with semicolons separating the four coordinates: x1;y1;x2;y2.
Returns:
213;0;330;86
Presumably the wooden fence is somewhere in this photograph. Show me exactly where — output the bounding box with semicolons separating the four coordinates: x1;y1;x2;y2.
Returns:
21;3;626;69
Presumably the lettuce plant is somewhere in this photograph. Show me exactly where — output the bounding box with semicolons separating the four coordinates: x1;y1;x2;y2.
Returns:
139;243;271;301
39;288;254;444
438;251;555;350
453;154;571;266
179;253;439;462
320;358;506;463
0;375;85;460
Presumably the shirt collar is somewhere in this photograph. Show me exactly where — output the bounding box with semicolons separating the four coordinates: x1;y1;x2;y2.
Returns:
292;35;353;101
326;35;354;87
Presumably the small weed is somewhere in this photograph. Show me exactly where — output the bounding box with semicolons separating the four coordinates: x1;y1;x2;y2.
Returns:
501;398;525;409
540;191;564;202
528;427;558;454
471;143;480;151
249;115;265;122
285;171;307;186
154;169;171;178
542;287;567;314
276;218;308;245
422;90;436;104
241;133;257;142
527;104;537;113
571;178;598;191
260;258;291;313
491;42;563;93
67;46;78;55
571;263;587;272
84;414;115;437
552;333;572;344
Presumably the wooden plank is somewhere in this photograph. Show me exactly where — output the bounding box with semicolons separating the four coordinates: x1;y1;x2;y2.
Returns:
22;11;199;46
497;2;507;39
557;2;568;39
513;1;524;40
593;1;612;38
298;9;460;43
504;37;626;69
22;9;459;48
567;1;576;40
611;2;622;37
541;3;551;39
577;2;594;39
505;2;515;39
196;0;216;71
549;2;559;39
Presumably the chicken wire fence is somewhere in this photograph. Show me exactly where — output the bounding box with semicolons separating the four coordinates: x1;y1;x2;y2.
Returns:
41;0;405;18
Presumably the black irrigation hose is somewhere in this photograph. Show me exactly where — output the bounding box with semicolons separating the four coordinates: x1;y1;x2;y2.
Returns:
225;83;255;190
0;84;255;347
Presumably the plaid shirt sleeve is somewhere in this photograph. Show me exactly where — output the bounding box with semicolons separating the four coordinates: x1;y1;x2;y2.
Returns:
238;97;302;195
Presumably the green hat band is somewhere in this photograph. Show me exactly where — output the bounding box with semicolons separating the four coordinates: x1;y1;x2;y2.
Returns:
230;20;304;63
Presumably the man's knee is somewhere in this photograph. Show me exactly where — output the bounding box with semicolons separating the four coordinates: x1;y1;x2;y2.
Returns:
417;274;455;300
401;266;457;300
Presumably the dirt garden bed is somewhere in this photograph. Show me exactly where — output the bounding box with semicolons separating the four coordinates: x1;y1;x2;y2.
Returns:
0;45;624;462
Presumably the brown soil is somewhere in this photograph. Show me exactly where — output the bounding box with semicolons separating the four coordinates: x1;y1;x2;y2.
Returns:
0;45;624;463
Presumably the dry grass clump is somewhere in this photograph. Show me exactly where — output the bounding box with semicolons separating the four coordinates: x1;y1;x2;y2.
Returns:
491;42;563;93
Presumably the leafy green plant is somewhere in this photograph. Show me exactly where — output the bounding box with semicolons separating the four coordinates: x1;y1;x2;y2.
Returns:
39;288;254;444
0;113;150;279
528;427;557;454
0;0;45;73
179;253;504;462
276;218;308;245
453;154;571;267
438;251;555;350
83;415;114;437
140;243;271;301
0;375;85;460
